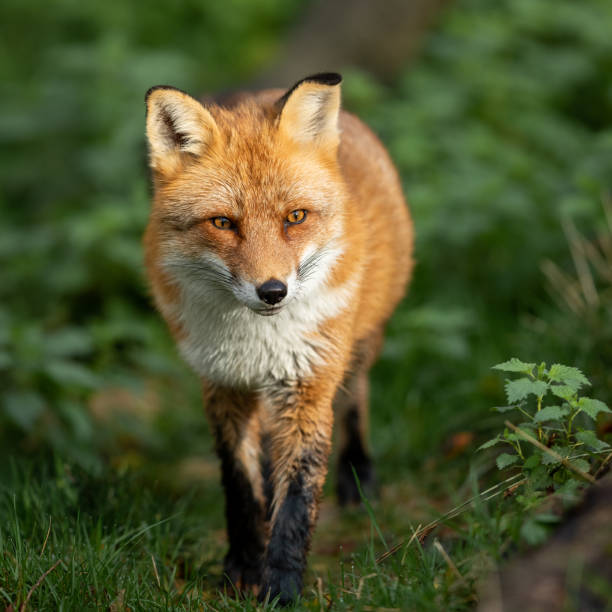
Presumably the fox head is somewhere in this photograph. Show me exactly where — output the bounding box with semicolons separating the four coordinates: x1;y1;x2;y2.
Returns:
144;74;351;319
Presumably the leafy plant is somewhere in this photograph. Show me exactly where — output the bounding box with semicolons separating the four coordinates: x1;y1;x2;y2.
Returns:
480;358;611;543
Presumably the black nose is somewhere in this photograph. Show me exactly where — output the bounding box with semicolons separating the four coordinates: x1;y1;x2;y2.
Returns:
257;279;287;305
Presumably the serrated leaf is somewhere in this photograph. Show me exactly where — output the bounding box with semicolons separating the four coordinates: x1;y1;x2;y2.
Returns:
530;465;550;487
505;378;548;403
550;385;576;401
523;454;541;469
547;364;589;391
578;398;611;420
541;446;565;465
533;405;569;423
568;458;591;474
477;436;502;451
496;453;519;469
575;430;610;451
493;358;536;373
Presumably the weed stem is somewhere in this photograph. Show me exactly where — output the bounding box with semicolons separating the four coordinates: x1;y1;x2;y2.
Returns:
504;420;596;484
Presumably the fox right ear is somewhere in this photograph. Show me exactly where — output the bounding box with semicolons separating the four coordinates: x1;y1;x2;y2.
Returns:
277;73;342;152
145;86;218;180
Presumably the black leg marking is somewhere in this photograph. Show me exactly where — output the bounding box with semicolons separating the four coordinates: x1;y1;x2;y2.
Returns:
337;406;375;506
260;436;275;523
217;444;266;590
259;473;312;606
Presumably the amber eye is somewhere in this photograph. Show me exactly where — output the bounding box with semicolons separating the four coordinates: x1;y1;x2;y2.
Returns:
212;216;233;230
286;209;307;225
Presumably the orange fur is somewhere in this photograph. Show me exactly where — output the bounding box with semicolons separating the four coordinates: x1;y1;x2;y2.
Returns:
143;74;413;604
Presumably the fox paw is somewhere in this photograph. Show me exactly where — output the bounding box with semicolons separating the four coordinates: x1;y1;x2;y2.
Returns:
258;568;302;606
222;554;263;595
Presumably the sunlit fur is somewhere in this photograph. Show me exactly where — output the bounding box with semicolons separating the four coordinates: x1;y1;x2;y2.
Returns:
143;75;414;603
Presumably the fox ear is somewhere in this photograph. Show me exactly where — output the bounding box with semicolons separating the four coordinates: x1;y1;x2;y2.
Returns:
145;86;218;179
277;73;342;150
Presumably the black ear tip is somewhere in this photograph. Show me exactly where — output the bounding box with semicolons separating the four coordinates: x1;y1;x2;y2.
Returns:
302;72;342;86
276;73;342;109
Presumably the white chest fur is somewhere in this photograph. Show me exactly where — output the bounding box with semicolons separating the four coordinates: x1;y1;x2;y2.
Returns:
173;278;356;388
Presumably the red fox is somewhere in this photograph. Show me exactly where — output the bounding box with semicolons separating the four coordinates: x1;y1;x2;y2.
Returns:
143;73;413;604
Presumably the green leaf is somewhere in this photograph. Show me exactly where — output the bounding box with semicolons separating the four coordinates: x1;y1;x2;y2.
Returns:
516;491;545;508
496;453;519;469
521;517;549;545
529;465;550;488
493;358;536;374
550;385;576;401
575;430;610;451
505;432;522;442
533;513;561;524
523;454;541;470
555;479;582;502
533;405;569;423
568;458;591;474
2;391;46;429
505;378;548;403
547;364;589;391
505;424;537;443
45;360;99;389
477;436;502;450
44;327;94;358
541;445;566;466
578;397;611;420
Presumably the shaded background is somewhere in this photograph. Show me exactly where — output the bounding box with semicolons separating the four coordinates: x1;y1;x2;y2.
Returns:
1;0;612;495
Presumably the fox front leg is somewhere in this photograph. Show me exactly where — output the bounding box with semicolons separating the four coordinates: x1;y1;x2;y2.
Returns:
258;380;335;605
204;386;267;593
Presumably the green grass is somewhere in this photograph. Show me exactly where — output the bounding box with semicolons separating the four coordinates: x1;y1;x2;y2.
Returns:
2;355;607;610
0;389;553;612
0;455;481;611
1;458;221;610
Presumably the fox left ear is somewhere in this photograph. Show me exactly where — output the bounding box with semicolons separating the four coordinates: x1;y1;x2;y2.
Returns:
145;86;219;180
277;73;342;151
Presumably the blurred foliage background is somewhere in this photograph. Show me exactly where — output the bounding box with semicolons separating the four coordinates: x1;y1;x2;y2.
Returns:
1;0;611;482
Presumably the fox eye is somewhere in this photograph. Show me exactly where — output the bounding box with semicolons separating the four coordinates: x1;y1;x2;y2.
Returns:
211;216;233;230
286;209;307;225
